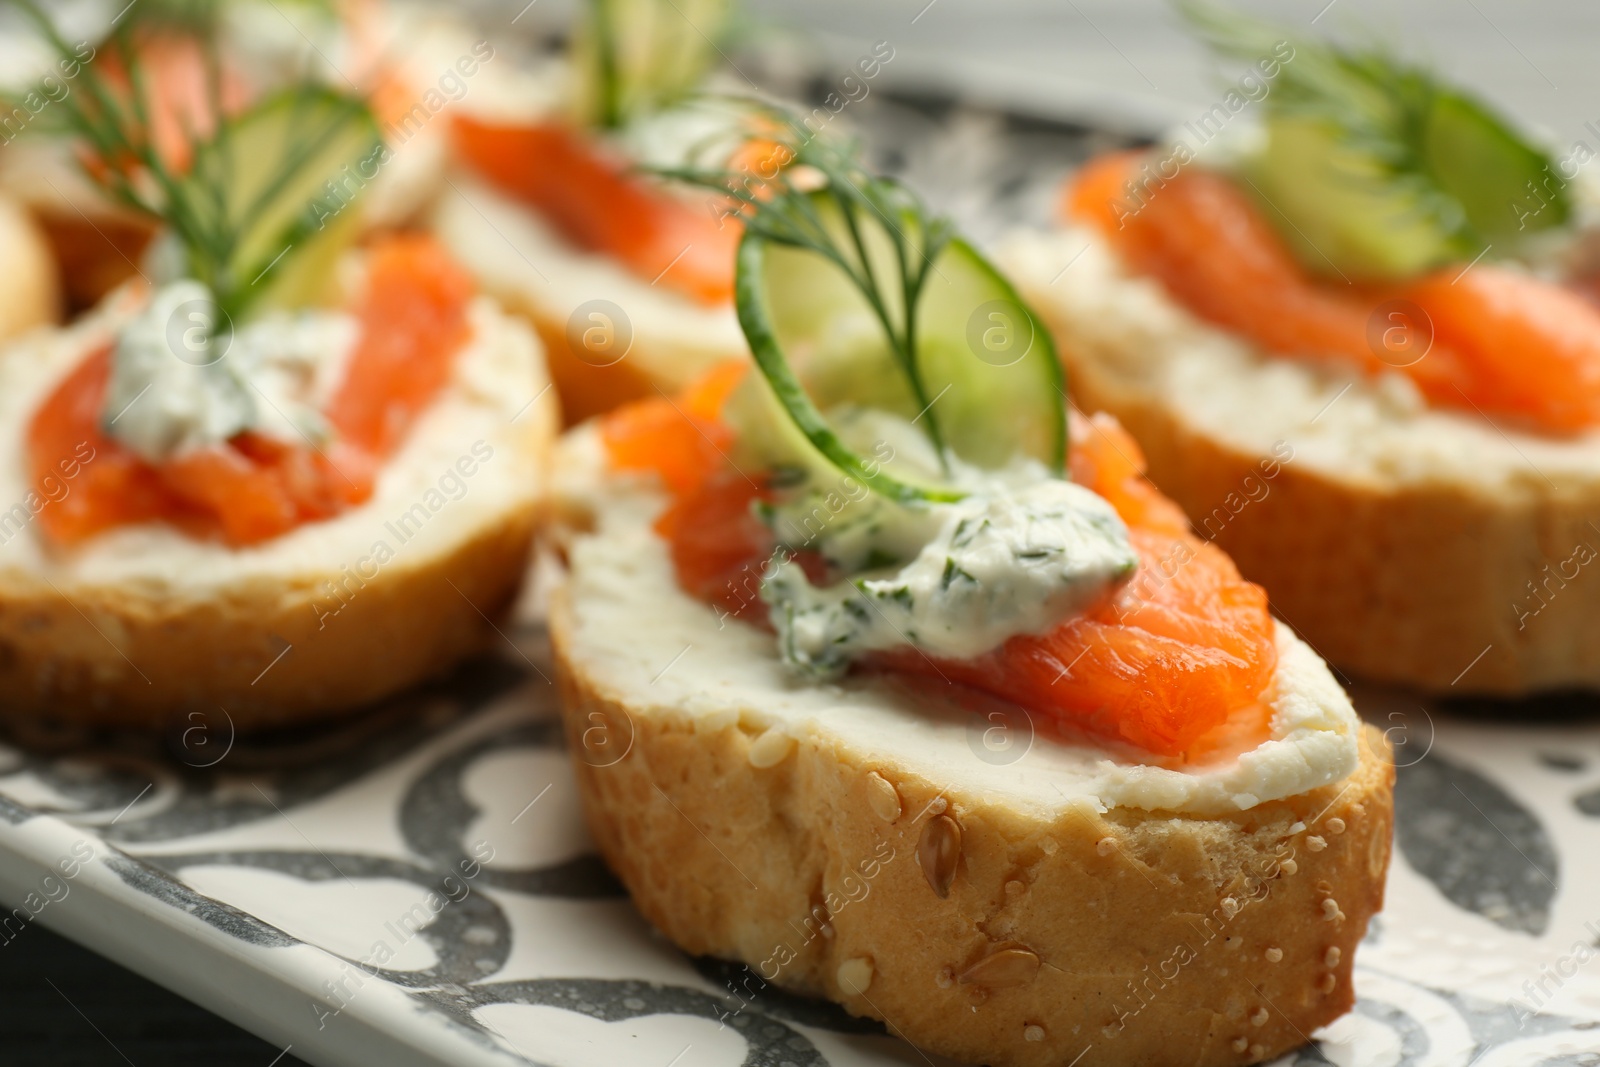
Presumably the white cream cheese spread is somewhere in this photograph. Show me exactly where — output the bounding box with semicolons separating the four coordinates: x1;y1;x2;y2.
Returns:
102;281;355;463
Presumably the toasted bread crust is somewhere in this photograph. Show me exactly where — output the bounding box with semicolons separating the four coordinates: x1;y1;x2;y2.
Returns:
550;580;1394;1067
519;302;671;425
0;195;62;335
1057;337;1600;695
0;501;539;731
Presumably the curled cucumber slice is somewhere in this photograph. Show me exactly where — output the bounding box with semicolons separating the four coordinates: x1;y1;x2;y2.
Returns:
572;0;734;129
187;86;380;313
733;190;1064;503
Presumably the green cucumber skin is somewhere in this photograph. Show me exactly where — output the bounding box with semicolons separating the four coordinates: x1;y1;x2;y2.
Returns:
201;87;381;318
735;233;964;504
1425;89;1571;244
926;237;1067;478
734;230;1067;503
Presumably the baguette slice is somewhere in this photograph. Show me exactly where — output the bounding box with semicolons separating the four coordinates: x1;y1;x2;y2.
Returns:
548;426;1394;1067
0;293;557;729
1002;226;1600;695
432;174;747;423
0;190;60;338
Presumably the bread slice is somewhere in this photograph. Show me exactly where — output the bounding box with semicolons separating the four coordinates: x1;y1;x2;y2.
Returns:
1001;227;1600;695
547;426;1394;1067
0;291;557;729
432;174;747;423
0;190;60;337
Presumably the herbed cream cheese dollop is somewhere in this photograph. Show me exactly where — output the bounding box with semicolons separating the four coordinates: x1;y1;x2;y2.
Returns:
766;477;1137;674
751;404;1138;677
102;280;355;463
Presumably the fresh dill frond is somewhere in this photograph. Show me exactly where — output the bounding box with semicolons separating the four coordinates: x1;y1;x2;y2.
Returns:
1177;0;1568;266
8;0;379;319
657;101;957;466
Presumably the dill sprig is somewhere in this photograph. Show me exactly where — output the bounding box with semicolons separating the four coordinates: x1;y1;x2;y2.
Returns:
1179;1;1462;233
657;102;958;469
1177;0;1568;254
9;0;378;319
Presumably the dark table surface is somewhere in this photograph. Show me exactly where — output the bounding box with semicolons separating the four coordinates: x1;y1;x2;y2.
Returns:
0;922;313;1066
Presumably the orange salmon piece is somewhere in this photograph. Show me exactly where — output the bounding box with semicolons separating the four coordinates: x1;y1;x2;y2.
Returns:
28;347;173;544
1069;152;1381;373
601;378;1277;757
27;237;474;547
1403;266;1600;432
600;360;746;498
453;115;740;305
1069;151;1600;433
327;236;476;456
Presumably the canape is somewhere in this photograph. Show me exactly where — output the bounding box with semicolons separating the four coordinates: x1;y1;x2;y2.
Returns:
548;108;1393;1067
0;0;457;311
0;13;556;728
1003;6;1600;694
433;0;751;422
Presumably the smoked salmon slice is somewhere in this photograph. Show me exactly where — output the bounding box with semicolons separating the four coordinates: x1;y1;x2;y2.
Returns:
1069;151;1600;434
600;373;1278;757
453;115;741;305
28;235;474;547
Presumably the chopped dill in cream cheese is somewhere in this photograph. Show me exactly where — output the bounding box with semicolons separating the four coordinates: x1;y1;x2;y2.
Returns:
103;280;356;463
764;474;1138;678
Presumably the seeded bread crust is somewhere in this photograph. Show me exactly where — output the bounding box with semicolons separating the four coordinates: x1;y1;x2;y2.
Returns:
546;443;1395;1067
551;596;1392;1067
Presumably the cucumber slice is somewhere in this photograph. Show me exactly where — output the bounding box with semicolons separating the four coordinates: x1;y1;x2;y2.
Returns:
1251;91;1567;280
1248;114;1472;280
572;0;734;129
186;87;380;313
1182;3;1569;279
1426;88;1570;244
733;193;1065;503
